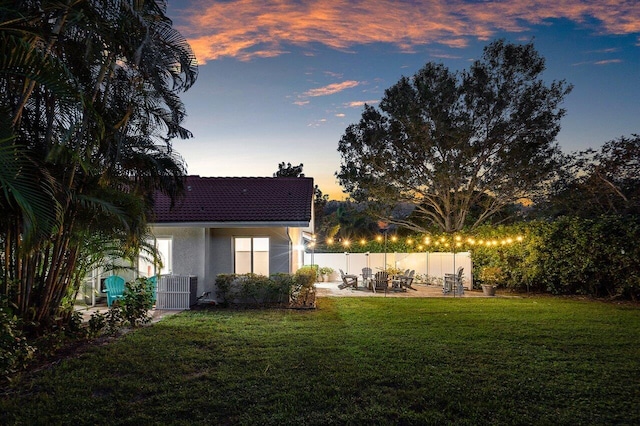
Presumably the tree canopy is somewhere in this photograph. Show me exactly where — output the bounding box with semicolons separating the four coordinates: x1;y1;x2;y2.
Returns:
274;162;305;177
336;39;572;233
543;134;640;218
0;0;197;327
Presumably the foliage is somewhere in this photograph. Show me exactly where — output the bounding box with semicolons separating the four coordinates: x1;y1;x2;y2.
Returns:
85;278;154;337
290;268;317;308
542;134;640;218
87;312;107;337
318;266;334;276
0;0;197;329
2;298;639;424
315;200;380;244
470;217;640;299
272;161;328;227
215;273;290;307
118;278;154;327
0;300;35;379
215;272;317;308
477;266;505;287
273;162;305;177
336;39;572;233
533;216;640;298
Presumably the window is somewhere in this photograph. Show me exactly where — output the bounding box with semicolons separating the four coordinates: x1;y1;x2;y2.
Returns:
138;237;172;277
234;237;269;275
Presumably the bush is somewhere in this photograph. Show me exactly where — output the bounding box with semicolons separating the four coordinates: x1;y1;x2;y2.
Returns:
118;278;154;327
291;268;317;308
0;301;35;379
298;265;319;281
215;271;317;308
470;216;640;299
216;273;288;307
477;266;505;287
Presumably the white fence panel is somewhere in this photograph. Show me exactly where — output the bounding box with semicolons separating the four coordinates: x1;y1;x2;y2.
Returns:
156;275;197;310
305;252;473;289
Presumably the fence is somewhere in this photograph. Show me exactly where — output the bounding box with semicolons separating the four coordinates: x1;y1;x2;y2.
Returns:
156;275;198;310
305;251;473;289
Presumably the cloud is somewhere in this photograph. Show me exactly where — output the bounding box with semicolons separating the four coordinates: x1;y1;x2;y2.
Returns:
302;81;360;97
293;100;310;106
178;1;640;64
335;113;346;117
346;100;380;108
307;118;328;127
593;59;623;65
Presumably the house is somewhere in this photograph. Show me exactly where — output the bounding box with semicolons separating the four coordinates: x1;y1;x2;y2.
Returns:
142;175;315;299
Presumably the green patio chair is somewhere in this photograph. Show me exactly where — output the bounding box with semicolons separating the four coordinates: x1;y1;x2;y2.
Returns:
147;275;158;303
104;275;126;307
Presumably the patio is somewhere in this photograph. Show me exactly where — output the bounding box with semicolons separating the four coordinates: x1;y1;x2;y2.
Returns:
315;281;491;298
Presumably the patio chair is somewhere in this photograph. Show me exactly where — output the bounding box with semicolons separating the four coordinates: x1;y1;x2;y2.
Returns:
147;275;158;303
454;267;465;295
362;267;373;289
391;269;414;291
443;267;464;295
104;275;126;307
400;270;417;291
338;269;358;289
372;271;389;293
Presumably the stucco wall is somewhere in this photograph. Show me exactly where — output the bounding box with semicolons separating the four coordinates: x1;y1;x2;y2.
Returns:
150;226;206;295
208;227;291;280
150;226;296;300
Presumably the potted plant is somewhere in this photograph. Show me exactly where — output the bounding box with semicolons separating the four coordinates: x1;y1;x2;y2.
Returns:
318;266;334;282
478;266;504;296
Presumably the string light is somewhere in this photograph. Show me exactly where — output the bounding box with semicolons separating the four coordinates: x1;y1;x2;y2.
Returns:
313;233;525;250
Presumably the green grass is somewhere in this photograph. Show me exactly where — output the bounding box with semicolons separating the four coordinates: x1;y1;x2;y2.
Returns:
2;297;639;425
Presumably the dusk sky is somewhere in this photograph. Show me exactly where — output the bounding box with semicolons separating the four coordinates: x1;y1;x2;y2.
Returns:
166;0;639;199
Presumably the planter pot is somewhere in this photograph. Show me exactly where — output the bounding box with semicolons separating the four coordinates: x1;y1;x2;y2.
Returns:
481;284;497;296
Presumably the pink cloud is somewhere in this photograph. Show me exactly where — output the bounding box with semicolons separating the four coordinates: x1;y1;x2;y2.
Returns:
346;100;380;108
178;1;640;64
302;81;360;97
593;59;623;65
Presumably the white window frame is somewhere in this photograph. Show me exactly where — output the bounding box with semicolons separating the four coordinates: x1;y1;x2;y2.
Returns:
234;237;269;275
139;236;173;277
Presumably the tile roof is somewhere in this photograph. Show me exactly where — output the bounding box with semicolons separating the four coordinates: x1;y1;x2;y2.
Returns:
151;176;314;224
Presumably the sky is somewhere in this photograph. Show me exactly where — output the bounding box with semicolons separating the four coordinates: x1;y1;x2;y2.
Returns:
165;0;640;200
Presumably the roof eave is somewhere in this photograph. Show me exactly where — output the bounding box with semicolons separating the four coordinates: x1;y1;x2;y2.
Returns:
149;220;311;228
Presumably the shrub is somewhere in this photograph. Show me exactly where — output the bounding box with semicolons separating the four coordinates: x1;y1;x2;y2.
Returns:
477;266;505;287
216;273;287;307
215;272;317;308
291;268;317;308
470;216;640;299
318;266;334;278
87;311;107;337
298;265;319;281
118;278;154;327
0;301;36;379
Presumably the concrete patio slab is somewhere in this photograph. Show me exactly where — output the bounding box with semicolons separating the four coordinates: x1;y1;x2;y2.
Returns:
315;281;492;298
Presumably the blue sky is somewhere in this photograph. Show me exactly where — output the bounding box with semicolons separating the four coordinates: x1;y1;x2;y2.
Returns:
166;0;639;199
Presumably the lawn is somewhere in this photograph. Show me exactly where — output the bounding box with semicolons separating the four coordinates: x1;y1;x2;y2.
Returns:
2;297;639;425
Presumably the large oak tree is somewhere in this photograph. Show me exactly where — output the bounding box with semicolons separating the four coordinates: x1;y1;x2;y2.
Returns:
336;40;572;233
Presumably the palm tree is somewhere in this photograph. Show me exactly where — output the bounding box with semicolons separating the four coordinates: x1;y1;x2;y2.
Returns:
0;0;198;328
